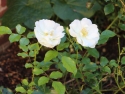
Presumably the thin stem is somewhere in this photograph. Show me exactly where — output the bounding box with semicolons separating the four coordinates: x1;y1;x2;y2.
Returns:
106;16;118;30
118;37;121;64
114;69;125;94
114;84;125;94
120;0;125;8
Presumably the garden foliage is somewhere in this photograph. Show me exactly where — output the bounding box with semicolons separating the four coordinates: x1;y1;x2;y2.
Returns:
0;0;125;94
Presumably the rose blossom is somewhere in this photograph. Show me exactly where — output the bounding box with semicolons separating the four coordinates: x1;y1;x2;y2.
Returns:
69;18;100;48
34;19;65;48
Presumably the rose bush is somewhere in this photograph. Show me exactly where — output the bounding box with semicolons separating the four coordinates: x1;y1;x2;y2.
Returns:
0;0;125;94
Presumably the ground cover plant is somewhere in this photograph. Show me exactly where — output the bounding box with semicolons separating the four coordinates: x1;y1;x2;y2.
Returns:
0;0;125;94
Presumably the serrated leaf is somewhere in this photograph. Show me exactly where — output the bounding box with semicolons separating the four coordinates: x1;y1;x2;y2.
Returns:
20;37;30;46
16;24;26;34
17;52;29;58
33;68;44;75
9;33;21;43
25;63;33;68
44;50;58;62
2;0;53;29
38;76;49;86
22;79;28;85
98;30;116;45
50;71;63;79
57;43;69;51
15;87;26;93
52;0;101;20
100;56;109;67
0;26;12;35
87;48;99;58
121;56;125;65
52;81;65;94
61;56;77;75
104;3;114;15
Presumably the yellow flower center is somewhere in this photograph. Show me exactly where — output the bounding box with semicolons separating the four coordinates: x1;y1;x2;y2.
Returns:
81;28;88;37
44;32;53;36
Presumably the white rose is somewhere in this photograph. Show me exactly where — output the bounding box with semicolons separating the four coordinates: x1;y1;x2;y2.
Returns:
69;18;100;48
34;19;65;48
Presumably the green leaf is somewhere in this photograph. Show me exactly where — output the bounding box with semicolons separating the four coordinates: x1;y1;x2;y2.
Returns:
27;32;35;38
119;23;125;31
57;63;66;73
109;60;118;67
19;45;28;52
2;0;53;29
118;12;125;21
32;90;44;94
61;56;77;75
57;43;69;51
71;54;82;59
44;50;58;62
102;66;111;74
81;57;91;64
25;63;33;68
50;71;63;79
29;51;35;57
20;37;30;46
52;81;65;94
100;56;109;67
0;87;13;94
29;82;35;87
81;88;93;94
0;26;12;35
28;43;40;51
121;56;125;65
84;72;96;81
17;52;29;58
83;62;98;72
38;76;49;86
9;33;21;43
16;24;26;34
33;68;44;75
52;0;101;20
27;89;33;94
98;30;116;45
87;48;99;58
22;79;28;85
15;87;26;93
104;3;114;15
